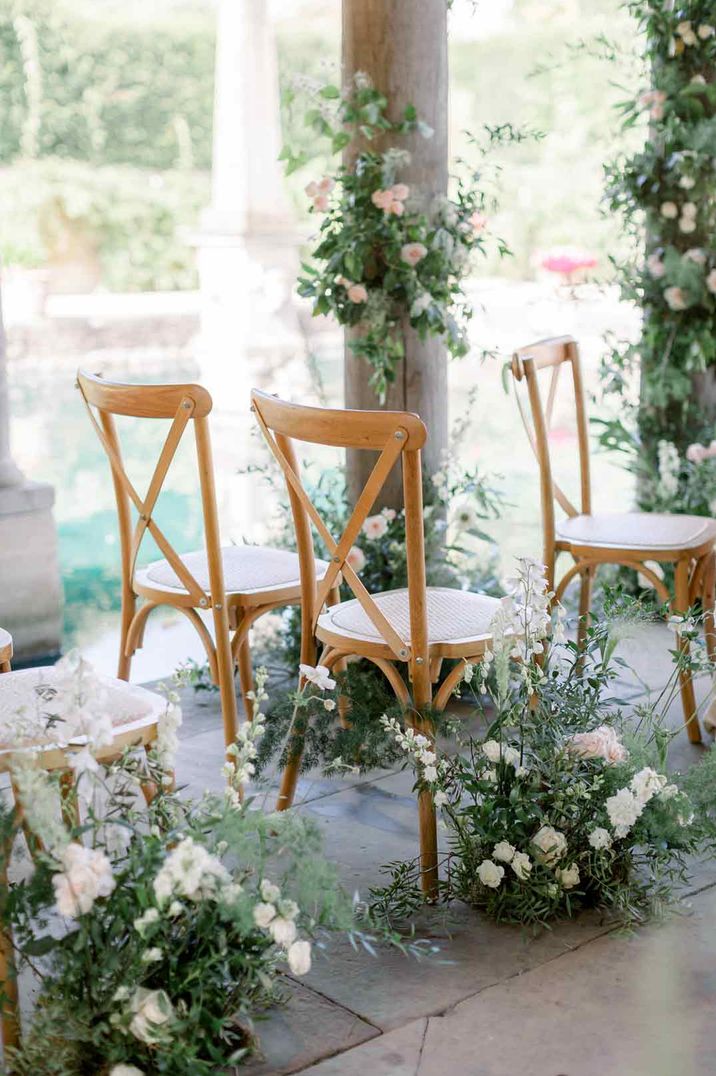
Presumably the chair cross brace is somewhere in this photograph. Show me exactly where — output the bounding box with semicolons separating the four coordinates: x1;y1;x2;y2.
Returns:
252;405;411;660
78;387;208;605
513;358;579;519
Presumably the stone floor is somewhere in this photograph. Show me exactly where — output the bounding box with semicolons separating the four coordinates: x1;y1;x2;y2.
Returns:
164;620;716;1076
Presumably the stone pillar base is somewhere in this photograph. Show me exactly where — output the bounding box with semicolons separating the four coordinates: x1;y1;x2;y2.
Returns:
0;480;62;661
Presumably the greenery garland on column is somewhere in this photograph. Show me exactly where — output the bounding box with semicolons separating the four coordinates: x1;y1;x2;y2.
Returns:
601;2;716;514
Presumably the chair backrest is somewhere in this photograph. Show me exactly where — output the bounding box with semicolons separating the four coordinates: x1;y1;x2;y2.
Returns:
76;371;225;609
250;390;429;664
510;336;591;579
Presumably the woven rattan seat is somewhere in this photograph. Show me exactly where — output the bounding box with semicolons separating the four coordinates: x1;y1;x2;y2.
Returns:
144;546;330;596
0;667;165;753
318;587;499;651
557;512;716;552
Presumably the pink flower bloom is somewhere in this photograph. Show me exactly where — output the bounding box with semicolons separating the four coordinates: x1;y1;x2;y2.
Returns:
382;507;397;521
664;285;687;311
401;242;428;267
345;546;366;573
686;443;709;464
646;253;665;278
347;283;368;304
540;247;598;276
317;176;335;193
638;89;666;120
371;189;395;211
684;248;706;265
469;211;488;233
335;275;350;288
388;200;405;216
305;181;318;198
391;183;410;201
567;725;627;765
363;514;388;540
313;194;330;213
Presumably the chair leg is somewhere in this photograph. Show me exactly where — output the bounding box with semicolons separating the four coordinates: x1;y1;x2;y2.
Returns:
235;634;255;722
0;820;20;1052
577;564;594;650
212;606;239;755
117;589;137;681
674;558;702;744
412;663;438;900
702;551;716;664
59;771;80;831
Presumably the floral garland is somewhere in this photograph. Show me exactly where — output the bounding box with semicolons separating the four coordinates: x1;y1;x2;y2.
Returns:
601;2;716;511
284;75;509;402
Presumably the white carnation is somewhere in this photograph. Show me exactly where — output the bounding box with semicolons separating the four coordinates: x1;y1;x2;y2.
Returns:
588;827;612;851
630;767;667;805
606;787;644;838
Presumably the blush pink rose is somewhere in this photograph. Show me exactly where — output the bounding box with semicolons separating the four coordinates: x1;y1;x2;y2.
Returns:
469;211;488;233
388;200;405;216
371;189;395;211
345;546;366;573
317;176;335;193
567;725;627;765
400;242;428;267
391;183;410;201
347;283;368;303
313;193;330;213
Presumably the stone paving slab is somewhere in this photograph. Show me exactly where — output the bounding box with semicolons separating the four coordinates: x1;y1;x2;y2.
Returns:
240;978;379;1076
300;886;716;1075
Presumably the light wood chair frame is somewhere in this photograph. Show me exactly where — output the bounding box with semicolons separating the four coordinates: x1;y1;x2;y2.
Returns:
511;335;716;743
251;390;494;895
0;639;167;1054
77;370;325;750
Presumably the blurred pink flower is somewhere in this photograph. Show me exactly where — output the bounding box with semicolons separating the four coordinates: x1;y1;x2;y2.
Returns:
347;283;368;303
345;546;366;573
371;189;395;211
540;247;598;278
664;285;687;310
469;211;488;233
313;193;329;212
391;183;410;201
401;242;428;267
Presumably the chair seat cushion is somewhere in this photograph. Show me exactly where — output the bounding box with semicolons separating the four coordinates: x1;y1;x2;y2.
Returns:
556;512;716;551
318;587;500;646
0;667;165;751
144;545;329;596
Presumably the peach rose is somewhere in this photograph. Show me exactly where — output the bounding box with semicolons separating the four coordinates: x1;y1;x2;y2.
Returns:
347;283;368;304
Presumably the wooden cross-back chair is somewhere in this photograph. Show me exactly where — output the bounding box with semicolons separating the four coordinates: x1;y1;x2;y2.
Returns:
0;633;168;1053
76;371;333;749
511;335;716;743
251;390;500;894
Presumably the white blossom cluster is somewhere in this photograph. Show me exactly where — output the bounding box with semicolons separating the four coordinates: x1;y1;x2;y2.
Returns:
252;877;312;976
224;666;269;806
380;714;448;807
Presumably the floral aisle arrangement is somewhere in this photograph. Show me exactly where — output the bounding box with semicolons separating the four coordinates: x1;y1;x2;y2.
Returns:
1;661;412;1076
600;1;716;512
283;73;514;400
374;559;716;926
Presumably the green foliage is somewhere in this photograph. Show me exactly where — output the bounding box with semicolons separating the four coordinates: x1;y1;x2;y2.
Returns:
372;574;716;928
0;158;208;289
599;1;716;502
0;0;214;170
284;75;516;400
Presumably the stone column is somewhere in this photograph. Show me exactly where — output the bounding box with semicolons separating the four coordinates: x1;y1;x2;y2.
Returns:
197;0;304;543
0;275;62;660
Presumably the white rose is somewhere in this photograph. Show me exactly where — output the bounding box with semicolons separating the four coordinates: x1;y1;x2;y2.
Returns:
532;825;568;866
423;765;438;783
555;864;580;889
503;746;521;768
706;269;716;295
287;939;312;975
270;916;298;947
52;843;115;919
128;988;174;1045
477;859;505;889
588;827;612;851
253;902;277;929
110;1067;145;1076
482;739;502;763
434;790;448;808
260;879;281;903
630;767;667;805
660;201;678;219
511;851;533;880
679;176;696;190
698;24;715;39
493;841;516;863
679;216;697;233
